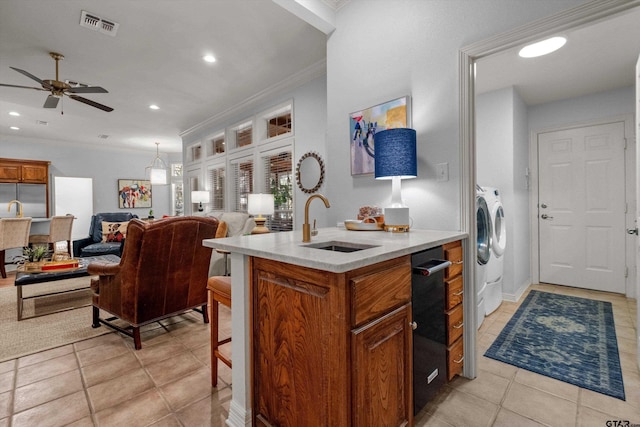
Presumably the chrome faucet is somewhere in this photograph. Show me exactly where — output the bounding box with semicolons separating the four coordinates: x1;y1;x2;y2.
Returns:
303;194;330;242
7;200;23;218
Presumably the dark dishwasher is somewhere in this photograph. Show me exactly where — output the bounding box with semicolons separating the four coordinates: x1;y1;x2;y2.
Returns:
411;246;451;415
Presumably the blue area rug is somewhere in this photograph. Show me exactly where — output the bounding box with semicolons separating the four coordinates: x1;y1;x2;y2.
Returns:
484;290;625;400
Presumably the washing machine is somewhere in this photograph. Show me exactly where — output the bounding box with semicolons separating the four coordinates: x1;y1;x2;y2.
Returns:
482;186;506;315
475;185;492;329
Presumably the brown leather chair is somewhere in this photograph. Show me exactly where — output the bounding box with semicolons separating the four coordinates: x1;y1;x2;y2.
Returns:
87;216;222;349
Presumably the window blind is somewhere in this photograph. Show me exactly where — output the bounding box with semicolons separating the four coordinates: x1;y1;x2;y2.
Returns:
263;150;293;232
232;158;253;212
207;165;225;211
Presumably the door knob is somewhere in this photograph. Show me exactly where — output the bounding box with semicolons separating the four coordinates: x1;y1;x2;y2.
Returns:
627;228;638;235
541;214;554;220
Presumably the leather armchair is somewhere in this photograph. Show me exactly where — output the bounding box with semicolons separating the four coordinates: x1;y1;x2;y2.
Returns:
88;216;221;349
73;212;138;257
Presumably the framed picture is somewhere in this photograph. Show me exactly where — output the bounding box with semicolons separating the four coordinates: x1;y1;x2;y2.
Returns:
118;179;152;209
349;95;411;176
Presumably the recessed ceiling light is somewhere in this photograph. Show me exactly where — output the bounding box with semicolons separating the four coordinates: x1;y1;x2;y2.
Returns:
149;104;160;110
9;111;20;116
519;36;567;58
203;54;216;63
10;126;20;130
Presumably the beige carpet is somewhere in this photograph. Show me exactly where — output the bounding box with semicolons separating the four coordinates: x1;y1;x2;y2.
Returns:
0;277;112;362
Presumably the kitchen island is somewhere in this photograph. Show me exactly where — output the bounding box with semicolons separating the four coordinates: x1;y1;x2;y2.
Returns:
203;227;467;427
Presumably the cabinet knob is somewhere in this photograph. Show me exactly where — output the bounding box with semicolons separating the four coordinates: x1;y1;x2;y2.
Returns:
453;321;464;329
410;321;417;330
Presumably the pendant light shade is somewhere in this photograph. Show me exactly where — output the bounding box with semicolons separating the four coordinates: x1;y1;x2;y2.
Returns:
146;142;168;185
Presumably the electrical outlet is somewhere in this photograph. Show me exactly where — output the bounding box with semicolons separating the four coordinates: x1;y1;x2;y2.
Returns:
436;163;449;182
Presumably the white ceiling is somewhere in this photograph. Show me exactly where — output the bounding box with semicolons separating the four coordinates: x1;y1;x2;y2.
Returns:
476;6;640;105
0;0;328;154
1;2;638;156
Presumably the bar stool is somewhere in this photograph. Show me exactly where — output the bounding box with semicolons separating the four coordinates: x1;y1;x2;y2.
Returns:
207;275;232;387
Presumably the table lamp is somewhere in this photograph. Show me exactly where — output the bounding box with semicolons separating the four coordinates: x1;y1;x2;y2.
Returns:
248;193;275;234
191;191;210;212
374;128;417;232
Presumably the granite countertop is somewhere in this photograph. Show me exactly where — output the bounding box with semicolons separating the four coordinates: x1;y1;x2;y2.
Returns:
203;227;467;273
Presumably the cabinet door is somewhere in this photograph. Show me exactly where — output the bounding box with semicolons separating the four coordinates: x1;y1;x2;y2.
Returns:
0;164;20;182
352;304;412;427
21;164;48;183
253;260;349;427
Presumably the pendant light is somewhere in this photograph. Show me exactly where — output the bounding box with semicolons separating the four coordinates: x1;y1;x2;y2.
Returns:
146;142;168;185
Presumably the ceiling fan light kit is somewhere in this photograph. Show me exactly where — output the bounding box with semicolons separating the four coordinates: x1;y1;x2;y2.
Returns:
0;51;114;112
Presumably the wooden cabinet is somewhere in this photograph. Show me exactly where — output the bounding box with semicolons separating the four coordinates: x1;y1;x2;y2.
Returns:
443;240;464;380
252;255;413;427
0;158;49;184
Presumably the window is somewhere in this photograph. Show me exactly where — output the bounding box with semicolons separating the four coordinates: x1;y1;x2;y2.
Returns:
187;143;202;163
263;150;293;232
206;134;225;156
233;122;253;149
268;112;292;138
232;158;253;212
207;165;225;211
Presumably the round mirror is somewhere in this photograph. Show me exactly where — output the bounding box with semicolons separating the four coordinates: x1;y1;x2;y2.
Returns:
296;152;325;194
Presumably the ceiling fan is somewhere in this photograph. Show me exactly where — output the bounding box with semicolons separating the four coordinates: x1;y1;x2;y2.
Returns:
0;52;113;112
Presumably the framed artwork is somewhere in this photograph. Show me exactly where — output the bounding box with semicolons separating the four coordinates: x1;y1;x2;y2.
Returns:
349;95;411;176
118;179;152;209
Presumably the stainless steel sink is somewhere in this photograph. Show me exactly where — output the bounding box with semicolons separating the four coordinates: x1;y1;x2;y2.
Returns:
303;241;378;253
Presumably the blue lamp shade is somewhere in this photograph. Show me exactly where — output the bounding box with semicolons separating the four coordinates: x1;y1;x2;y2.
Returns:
374;128;417;179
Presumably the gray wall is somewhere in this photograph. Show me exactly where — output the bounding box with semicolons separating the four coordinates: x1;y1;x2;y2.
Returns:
475;85;634;300
324;0;586;230
0;134;178;226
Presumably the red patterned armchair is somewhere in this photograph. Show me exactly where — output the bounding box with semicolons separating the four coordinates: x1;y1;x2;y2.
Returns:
87;216;223;349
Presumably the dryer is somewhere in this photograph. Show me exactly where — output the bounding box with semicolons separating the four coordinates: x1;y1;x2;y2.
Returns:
482;186;506;315
475;185;491;328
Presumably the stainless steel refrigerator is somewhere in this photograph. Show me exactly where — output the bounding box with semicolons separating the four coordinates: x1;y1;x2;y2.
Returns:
0;183;47;218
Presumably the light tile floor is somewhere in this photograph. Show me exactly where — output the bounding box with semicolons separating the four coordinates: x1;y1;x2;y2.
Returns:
0;283;637;426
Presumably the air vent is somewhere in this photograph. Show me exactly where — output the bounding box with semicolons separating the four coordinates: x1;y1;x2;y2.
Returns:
80;10;119;36
35;120;48;126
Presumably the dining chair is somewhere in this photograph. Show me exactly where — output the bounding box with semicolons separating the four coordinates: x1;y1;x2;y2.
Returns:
0;217;32;278
29;215;74;256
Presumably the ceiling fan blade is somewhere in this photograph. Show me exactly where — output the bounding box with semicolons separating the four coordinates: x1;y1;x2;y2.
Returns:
68;95;114;112
10;66;52;89
66;86;108;94
0;83;47;91
43;95;60;109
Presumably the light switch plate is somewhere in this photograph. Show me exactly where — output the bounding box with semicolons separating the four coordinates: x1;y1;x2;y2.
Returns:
436;163;449;182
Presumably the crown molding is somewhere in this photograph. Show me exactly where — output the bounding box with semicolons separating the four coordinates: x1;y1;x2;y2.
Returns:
180;59;326;139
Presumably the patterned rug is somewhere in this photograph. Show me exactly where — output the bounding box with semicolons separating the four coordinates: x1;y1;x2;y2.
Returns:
484;290;625;400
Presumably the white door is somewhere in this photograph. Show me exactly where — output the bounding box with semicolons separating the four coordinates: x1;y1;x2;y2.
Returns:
538;122;626;293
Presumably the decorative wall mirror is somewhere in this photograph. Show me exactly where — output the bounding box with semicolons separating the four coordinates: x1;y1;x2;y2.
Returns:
296;152;325;194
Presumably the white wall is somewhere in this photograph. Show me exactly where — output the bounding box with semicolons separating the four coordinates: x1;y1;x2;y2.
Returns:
528;86;634;130
0;134;177;222
528;86;636;297
476;87;531;300
325;0;587;231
